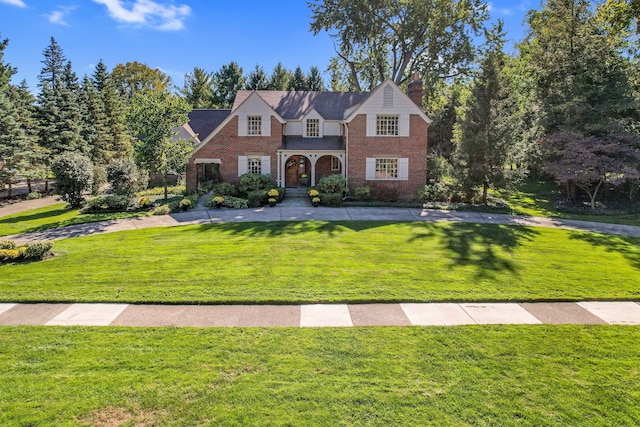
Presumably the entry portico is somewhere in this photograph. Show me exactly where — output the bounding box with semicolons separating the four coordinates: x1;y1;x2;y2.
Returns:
277;150;345;187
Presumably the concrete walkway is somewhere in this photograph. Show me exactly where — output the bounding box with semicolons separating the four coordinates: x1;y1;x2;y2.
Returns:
0;195;61;216
0;301;639;327
6;205;640;243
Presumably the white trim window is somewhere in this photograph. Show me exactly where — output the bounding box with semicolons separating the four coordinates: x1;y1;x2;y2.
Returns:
306;119;319;137
376;115;399;136
375;158;398;179
366;157;409;181
247;116;262;136
247;156;262;174
331;156;340;171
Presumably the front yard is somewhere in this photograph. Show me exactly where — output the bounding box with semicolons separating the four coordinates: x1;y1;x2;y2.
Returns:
1;221;639;303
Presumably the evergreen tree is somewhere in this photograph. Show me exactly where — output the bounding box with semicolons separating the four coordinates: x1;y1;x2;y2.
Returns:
0;37;30;197
58;61;88;154
289;66;309;91
212;62;245;108
92;60;132;160
268;62;292;90
307;66;326;91
453;23;526;204
38;36;66;89
80;76;111;165
245;65;269;90
178;67;215;108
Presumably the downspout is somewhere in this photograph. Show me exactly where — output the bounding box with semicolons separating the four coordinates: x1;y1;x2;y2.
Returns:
344;121;349;188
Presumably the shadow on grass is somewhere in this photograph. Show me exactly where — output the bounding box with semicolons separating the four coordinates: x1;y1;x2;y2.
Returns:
569;231;640;271
410;222;540;279
190;220;394;238
0;206;69;225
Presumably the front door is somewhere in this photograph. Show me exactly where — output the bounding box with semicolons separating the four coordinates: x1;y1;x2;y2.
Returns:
285;156;299;187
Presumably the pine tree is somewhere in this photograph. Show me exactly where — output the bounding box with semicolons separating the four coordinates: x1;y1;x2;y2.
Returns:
58;61;88;154
289;66;308;91
80;76;111;165
212;62;245;108
178;67;215;108
307;66;326;91
92;60;132;160
38;37;66;89
453;23;526;204
268;62;292;90
245;65;269;90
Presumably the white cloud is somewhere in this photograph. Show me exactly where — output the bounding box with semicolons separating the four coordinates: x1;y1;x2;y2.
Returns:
0;0;27;7
45;5;77;26
487;3;514;16
93;0;191;31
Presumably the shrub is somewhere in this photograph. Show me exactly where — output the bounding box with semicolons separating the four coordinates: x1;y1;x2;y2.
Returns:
107;159;146;197
137;185;185;197
51;152;94;208
0;249;21;262
0;240;16;250
238;173;274;195
317;174;347;194
354;186;371;200
24;240;54;260
179;198;193;210
26;191;41;200
319;192;342;206
222;196;249;209
275;187;286;202
211;182;237;197
247;190;267;208
92;165;107;196
418;179;463;203
152;205;171;216
83;195;132;213
139;197;151;208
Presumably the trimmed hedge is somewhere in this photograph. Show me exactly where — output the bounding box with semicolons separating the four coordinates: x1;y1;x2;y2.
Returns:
83;195;132;213
0;240;54;263
247;190;267;208
319;192;343;207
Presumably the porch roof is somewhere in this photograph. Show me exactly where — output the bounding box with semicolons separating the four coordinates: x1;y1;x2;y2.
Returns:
282;136;344;151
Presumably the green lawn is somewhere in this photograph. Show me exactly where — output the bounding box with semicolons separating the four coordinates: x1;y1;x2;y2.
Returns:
0;326;638;426
2;221;639;303
0;203;149;237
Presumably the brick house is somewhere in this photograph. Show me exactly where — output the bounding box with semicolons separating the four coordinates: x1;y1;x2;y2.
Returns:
185;76;430;200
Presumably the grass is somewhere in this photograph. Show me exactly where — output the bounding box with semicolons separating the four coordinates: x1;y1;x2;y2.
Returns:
0;326;638;426
0;203;149;237
495;180;640;226
2;221;639;303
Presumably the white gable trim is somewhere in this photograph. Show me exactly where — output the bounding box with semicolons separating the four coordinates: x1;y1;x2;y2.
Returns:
192;92;285;155
344;79;431;125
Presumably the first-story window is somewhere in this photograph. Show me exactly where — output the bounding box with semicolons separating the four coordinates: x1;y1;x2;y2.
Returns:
331;156;341;171
247;116;262;136
247;156;262;174
375;158;398;179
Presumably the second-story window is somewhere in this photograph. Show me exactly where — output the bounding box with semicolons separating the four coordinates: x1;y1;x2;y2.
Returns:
247;116;262;136
306;119;319;137
376;115;399;136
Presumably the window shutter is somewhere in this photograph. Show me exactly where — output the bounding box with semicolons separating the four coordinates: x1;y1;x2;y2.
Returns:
398;158;409;180
365;158;376;180
399;115;410;136
238;116;247;136
238;156;248;176
366;115;376;136
261;156;271;175
262;115;271;136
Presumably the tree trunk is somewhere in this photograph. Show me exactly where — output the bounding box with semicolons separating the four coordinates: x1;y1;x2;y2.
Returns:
27;178;32;193
7;182;12;198
163;172;168;201
482;181;488;205
45;178;49;193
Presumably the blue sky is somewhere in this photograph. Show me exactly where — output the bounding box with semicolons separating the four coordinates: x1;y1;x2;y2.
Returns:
0;0;536;91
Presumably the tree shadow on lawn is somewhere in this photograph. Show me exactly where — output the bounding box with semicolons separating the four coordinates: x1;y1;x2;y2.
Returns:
568;231;640;271
190;220;395;238
409;222;540;279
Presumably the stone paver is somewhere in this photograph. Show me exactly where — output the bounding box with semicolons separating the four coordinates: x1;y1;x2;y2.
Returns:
348;304;411;326
300;304;353;327
0;303;72;325
520;302;606;325
401;303;476;326
578;301;640;325
172;305;300;327
460;303;542;324
46;303;129;326
0;303;17;316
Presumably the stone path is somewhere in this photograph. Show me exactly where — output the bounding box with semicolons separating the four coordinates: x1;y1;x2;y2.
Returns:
1;302;639;327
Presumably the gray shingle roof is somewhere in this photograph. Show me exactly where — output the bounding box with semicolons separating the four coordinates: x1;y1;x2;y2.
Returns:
188;109;231;141
233;91;369;120
283;136;345;151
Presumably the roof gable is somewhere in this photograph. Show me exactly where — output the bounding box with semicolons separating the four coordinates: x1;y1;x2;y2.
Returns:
188;109;231;142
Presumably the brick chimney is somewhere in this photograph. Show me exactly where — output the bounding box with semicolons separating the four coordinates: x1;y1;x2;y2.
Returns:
407;73;423;108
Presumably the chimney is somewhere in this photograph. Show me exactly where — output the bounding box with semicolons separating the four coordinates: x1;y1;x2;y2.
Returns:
407;73;423;108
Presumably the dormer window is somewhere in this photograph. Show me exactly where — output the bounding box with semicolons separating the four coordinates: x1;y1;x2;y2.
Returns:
247;116;262;136
306;119;319;137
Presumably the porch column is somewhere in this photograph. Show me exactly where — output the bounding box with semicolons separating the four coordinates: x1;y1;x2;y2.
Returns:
309;155;319;187
276;151;281;187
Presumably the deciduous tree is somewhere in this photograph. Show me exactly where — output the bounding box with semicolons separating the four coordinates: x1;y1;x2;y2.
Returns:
111;61;172;99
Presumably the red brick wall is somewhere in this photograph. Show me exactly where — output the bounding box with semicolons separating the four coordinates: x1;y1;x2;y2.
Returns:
315;155;341;183
346;114;428;201
187;116;282;191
